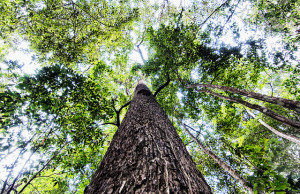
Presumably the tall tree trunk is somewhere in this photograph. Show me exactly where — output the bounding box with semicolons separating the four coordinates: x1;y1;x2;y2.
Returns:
84;82;212;194
196;89;300;130
246;110;300;145
183;124;254;194
188;84;300;113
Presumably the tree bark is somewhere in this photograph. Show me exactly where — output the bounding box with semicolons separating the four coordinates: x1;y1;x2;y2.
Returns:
246;110;300;145
84;81;212;194
196;89;300;130
183;124;254;194
188;84;300;113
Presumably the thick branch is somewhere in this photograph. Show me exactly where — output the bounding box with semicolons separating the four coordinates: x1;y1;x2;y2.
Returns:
111;98;118;114
116;112;120;127
196;89;300;130
183;124;254;193
108;100;131;127
154;74;170;97
188;83;300;113
116;100;131;127
246;109;300;145
118;101;131;113
117;101;132;126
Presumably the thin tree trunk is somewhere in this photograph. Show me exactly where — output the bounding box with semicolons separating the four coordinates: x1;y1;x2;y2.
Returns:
246;109;300;145
188;84;300;113
84;81;212;193
183;124;254;194
196;89;300;130
137;46;146;64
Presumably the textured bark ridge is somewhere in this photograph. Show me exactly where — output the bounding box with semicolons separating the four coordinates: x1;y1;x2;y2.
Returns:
84;83;212;194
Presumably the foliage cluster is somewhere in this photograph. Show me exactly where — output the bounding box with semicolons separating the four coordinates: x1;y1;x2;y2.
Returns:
0;0;299;193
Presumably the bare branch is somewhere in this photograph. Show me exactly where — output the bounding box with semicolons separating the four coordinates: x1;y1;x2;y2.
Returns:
219;0;241;34
268;83;274;97
188;83;300;113
183;124;254;193
154;74;170;97
199;0;229;28
118;101;131;113
195;88;300;130
176;8;184;28
246;109;300;144
111;98;118;114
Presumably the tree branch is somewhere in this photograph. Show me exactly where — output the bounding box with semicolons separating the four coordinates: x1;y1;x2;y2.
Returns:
5;126;59;194
219;0;241;34
107;100;131;128
136;29;146;47
195;88;300;130
246;109;300;144
154;74;170;97
188;83;300;113
176;8;184;28
111;98;118;114
118;101;131;113
1;147;25;194
0;133;37;163
199;0;229;28
19;141;68;194
183;123;254;193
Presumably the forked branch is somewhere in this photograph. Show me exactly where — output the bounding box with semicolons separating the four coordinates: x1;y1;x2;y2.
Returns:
109;99;132;127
